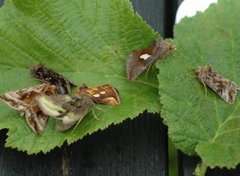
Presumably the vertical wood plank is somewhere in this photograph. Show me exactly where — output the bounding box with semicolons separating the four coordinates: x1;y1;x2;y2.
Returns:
131;0;166;36
69;113;168;176
0;129;63;176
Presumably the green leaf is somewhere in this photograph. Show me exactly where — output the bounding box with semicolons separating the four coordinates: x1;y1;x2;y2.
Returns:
157;0;240;168
0;0;160;154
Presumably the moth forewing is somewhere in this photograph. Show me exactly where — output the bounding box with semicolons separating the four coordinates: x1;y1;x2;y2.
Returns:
36;94;94;131
31;64;75;94
77;84;121;105
36;95;67;117
196;65;240;104
0;84;56;134
126;39;175;81
57;99;94;131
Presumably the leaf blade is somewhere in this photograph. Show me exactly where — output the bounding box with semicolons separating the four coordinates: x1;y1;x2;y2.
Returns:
0;0;160;154
157;0;240;168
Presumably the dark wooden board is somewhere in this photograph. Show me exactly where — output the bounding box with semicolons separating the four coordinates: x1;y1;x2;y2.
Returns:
0;113;168;176
179;153;240;176
0;0;168;175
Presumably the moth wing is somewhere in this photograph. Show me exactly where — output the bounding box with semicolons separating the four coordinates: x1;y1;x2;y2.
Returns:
210;80;239;104
0;84;56;134
126;39;175;81
36;95;69;117
126;54;149;81
31;64;76;94
56;95;94;131
26;105;48;134
85;85;120;105
196;65;240;104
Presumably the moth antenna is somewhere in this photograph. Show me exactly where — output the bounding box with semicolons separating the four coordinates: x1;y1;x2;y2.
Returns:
202;82;208;97
185;75;198;79
172;52;177;57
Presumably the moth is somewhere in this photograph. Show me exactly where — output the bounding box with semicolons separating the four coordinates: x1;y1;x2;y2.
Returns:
196;65;240;104
76;84;121;105
36;94;94;131
31;64;75;94
0;84;56;134
36;84;121;131
126;39;176;81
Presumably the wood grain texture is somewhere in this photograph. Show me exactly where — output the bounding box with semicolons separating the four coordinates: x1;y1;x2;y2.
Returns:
0;113;167;176
68;113;167;176
131;0;165;36
0;1;167;176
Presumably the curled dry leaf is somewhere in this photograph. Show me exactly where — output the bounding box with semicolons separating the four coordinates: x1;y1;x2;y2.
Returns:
31;64;76;94
0;84;56;134
126;39;175;81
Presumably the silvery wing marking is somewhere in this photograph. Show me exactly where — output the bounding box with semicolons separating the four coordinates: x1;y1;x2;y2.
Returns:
76;84;121;105
0;84;56;134
196;65;240;104
36;94;94;131
126;39;175;81
31;64;76;94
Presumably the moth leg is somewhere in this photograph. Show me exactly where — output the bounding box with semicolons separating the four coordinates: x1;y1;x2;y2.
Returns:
95;106;103;111
92;108;100;120
201;82;208;97
144;63;155;79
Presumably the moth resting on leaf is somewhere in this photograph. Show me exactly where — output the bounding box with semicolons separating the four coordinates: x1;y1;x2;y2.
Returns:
196;65;240;104
0;84;56;134
31;64;75;94
76;84;120;105
36;84;121;131
126;39;175;81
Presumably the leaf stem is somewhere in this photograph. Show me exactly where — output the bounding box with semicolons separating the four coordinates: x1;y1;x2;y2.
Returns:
193;162;208;176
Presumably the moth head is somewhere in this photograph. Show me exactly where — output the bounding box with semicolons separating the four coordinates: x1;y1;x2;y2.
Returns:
196;64;213;78
76;84;121;105
31;64;44;79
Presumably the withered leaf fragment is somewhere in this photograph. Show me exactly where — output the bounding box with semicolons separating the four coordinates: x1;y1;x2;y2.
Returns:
196;65;240;104
76;84;121;105
126;39;175;81
0;84;56;134
36;94;94;131
31;64;75;94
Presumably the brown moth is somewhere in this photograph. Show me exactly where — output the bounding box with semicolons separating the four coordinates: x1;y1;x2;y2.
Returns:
31;64;75;94
36;94;94;131
36;84;121;131
196;65;240;104
76;84;121;105
126;39;175;81
0;84;56;134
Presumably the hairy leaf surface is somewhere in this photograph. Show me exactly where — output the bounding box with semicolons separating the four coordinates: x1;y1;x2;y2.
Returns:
0;0;160;154
157;0;240;168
